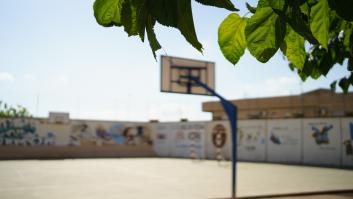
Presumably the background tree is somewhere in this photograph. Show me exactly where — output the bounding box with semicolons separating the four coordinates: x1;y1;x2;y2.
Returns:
93;0;353;93
0;101;32;118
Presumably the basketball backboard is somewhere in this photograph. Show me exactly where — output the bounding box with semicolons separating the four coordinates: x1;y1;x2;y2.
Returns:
160;55;215;96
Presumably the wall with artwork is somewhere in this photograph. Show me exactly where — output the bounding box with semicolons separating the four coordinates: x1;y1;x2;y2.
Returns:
153;122;206;159
341;118;353;167
303;119;341;166
1;117;353;168
266;119;302;163
237;120;267;162
0;118;155;158
205;121;232;160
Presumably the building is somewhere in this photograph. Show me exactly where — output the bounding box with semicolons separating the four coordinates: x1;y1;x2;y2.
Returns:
202;89;353;120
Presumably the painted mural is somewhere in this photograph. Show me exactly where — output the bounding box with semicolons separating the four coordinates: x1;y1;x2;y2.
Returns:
174;123;206;158
2;116;353;168
204;121;231;160
69;122;153;147
303;119;341;166
153;124;173;156
267;119;301;163
0;118;55;146
153;122;206;158
237;120;266;161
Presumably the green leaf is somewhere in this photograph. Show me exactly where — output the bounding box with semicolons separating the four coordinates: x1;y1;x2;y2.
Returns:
281;25;306;70
339;77;350;93
343;23;353;52
149;0;203;52
195;0;238;11
330;81;337;92
245;7;286;63
218;14;247;65
94;0;124;27
349;73;353;85
268;0;285;10
121;0;139;36
285;4;319;45
328;0;353;22
257;0;270;8
176;0;203;52
146;16;161;58
245;3;256;14
310;0;330;49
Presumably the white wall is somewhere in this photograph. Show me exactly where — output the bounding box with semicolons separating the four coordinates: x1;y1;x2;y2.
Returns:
2;117;353;168
237;120;267;161
303;119;341;166
341;118;353;167
266;119;302;163
153;122;206;159
205;121;231;160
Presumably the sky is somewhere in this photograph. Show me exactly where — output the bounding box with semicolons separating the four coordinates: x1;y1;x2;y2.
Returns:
0;0;351;122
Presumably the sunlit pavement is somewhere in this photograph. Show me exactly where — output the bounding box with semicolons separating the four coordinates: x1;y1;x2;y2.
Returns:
0;158;352;199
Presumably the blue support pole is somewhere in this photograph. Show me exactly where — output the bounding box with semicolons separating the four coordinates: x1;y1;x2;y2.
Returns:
181;75;238;198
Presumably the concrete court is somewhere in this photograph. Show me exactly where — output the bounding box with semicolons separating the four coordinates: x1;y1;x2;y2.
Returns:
0;158;353;199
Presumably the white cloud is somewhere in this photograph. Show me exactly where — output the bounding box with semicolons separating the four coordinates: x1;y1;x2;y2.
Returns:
0;72;14;82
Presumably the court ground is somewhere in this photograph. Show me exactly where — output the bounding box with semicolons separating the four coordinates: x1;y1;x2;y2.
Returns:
0;158;352;199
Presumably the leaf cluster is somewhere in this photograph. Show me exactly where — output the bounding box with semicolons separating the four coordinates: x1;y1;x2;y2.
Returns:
93;0;237;58
218;0;353;93
0;101;32;118
93;0;353;93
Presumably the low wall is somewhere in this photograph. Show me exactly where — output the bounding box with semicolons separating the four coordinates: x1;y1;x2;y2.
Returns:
0;117;352;168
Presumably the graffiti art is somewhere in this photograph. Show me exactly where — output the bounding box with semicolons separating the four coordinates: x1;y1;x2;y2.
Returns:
0;119;55;146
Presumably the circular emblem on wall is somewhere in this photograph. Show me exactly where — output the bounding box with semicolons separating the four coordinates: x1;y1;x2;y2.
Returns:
212;124;227;148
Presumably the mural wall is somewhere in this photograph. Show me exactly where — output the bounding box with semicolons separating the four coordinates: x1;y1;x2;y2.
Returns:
153;122;206;159
0;118;50;146
267;119;302;163
237;120;266;161
1;117;353;168
0;119;153;149
205;121;231;160
303;119;341;166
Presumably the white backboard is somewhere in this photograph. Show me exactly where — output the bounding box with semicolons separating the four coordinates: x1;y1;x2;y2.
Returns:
160;55;215;96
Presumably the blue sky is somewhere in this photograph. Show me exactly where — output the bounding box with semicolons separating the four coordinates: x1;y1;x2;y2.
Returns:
0;0;351;121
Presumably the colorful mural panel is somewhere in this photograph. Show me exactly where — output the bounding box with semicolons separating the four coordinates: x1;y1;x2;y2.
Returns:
205;121;231;160
69;121;153;147
303;119;341;166
237;120;266;161
0;118;55;146
267;119;302;163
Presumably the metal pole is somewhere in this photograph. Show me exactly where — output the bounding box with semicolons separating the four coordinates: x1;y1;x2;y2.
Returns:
181;75;238;198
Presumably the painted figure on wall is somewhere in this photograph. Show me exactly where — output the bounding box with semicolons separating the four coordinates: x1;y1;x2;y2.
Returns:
311;125;333;145
270;133;282;145
70;123;96;146
122;126;153;145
